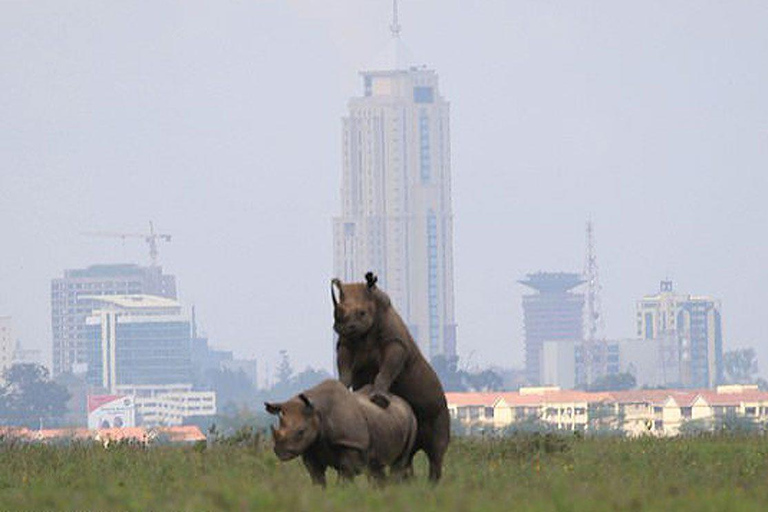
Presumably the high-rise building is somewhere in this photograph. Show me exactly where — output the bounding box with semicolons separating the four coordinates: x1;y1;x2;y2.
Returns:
636;280;723;388
332;5;457;359
83;295;192;392
520;272;585;385
0;316;14;380
51;264;177;376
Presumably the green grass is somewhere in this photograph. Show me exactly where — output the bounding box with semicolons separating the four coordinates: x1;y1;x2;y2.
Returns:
1;434;767;511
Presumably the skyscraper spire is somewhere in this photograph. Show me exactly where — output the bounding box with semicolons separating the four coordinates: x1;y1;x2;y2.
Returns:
390;0;401;38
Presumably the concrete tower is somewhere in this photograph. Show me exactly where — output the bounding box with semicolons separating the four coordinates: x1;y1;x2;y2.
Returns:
520;272;585;385
333;2;457;359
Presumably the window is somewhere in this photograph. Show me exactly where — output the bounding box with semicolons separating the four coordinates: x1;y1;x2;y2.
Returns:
419;111;431;183
413;86;434;103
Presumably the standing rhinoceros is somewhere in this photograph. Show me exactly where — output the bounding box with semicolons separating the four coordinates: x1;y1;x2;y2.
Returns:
265;379;416;486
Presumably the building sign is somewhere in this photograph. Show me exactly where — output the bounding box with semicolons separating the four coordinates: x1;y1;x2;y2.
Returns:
87;395;136;429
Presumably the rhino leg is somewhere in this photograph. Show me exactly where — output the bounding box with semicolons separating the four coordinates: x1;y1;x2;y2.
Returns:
335;448;365;483
420;408;450;482
367;462;387;487
389;459;413;482
302;453;327;487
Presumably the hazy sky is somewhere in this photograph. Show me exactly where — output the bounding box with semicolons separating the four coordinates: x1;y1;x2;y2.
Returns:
2;1;767;379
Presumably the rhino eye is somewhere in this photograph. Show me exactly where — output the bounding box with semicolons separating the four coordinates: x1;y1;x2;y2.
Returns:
357;311;366;318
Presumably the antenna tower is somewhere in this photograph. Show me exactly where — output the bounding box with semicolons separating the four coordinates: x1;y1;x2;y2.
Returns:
583;219;604;387
585;219;603;342
390;0;401;38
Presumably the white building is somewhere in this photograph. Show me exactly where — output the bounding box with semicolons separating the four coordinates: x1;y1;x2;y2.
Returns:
333;5;457;359
116;384;216;427
0;316;14;379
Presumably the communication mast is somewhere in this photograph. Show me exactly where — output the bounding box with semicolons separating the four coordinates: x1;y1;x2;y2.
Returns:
584;219;603;342
583;219;604;386
390;0;401;38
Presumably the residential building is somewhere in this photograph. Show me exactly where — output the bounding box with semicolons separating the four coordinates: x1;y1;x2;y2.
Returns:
332;12;457;360
82;295;191;392
636;280;723;388
520;272;585;385
0;316;14;379
447;384;768;437
51;264;177;376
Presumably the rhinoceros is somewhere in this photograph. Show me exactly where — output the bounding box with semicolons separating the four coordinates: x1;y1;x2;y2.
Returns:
265;379;416;486
331;272;450;481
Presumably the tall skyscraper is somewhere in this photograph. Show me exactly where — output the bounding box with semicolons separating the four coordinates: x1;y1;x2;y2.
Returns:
520;272;585;385
51;264;177;376
333;3;457;359
636;280;723;388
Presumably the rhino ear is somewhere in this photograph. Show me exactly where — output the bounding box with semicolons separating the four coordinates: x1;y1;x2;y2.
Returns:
265;402;282;415
298;394;314;414
331;278;344;306
365;272;378;289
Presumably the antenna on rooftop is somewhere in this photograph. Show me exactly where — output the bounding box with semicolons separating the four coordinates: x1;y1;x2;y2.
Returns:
390;0;401;38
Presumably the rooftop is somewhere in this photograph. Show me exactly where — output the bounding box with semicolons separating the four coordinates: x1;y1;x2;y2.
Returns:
519;272;585;293
65;264;157;279
80;294;180;310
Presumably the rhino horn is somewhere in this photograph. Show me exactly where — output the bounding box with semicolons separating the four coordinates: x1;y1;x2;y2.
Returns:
331;278;344;306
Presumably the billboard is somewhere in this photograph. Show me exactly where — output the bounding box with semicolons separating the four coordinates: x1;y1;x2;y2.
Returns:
87;395;136;429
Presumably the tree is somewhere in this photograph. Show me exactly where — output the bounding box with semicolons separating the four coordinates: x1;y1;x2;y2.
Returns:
587;372;636;392
465;369;504;392
431;354;466;392
432;355;505;392
267;366;333;400
723;348;758;384
206;368;256;408
0;364;70;428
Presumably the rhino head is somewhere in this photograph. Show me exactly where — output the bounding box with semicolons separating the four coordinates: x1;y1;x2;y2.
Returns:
331;272;387;339
265;394;320;461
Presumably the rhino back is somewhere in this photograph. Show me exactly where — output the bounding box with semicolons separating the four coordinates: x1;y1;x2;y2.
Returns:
355;393;417;466
303;379;370;452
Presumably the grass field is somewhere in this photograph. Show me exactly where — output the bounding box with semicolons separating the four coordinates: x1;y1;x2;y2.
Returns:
1;433;767;511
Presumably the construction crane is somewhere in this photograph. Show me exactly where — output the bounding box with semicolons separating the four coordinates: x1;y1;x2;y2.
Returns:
82;221;172;267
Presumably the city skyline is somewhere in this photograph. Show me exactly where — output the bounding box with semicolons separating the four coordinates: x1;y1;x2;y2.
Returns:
1;2;767;375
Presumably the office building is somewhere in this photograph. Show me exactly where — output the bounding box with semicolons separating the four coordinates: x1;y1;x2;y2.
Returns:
332;8;457;359
520;272;585;385
636;280;723;388
51;264;177;376
83;295;191;392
